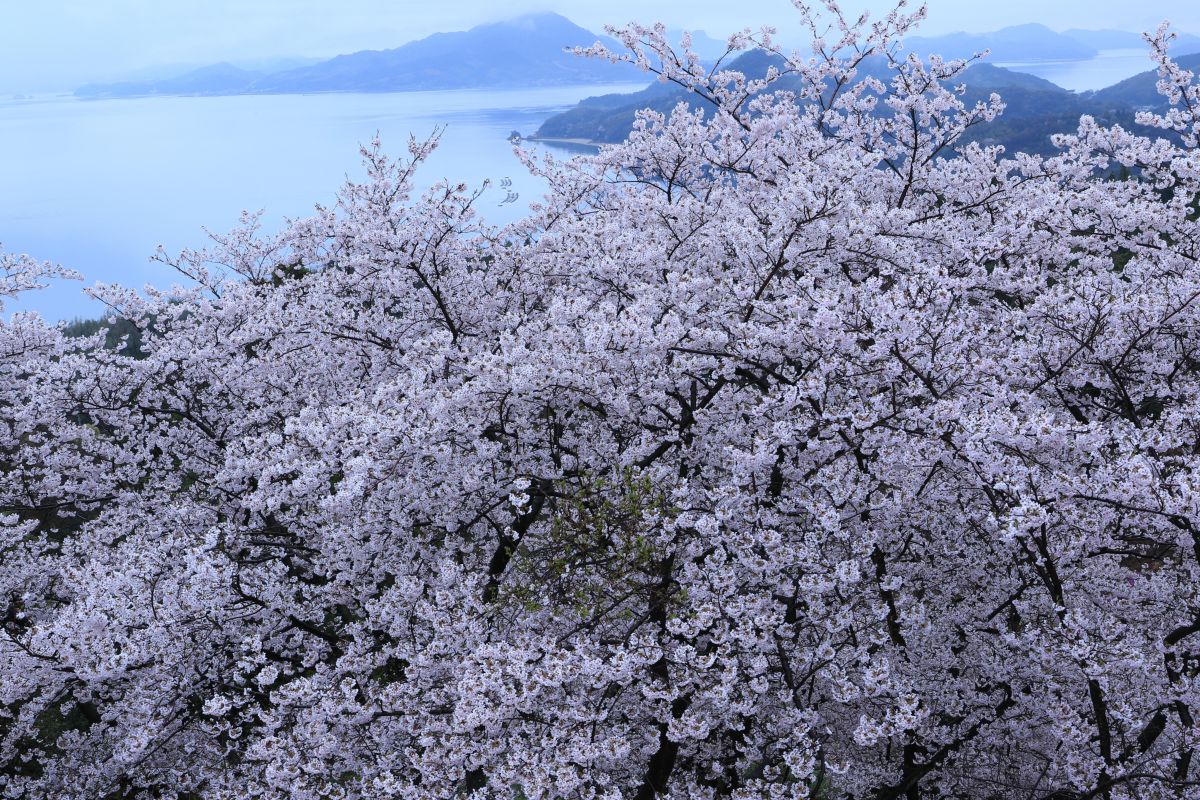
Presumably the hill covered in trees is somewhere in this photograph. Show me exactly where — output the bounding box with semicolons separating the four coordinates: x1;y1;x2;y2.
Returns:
905;22;1096;61
1089;51;1200;108
533;45;1194;155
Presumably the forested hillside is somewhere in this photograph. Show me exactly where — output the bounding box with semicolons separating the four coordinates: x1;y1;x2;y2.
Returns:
534;47;1183;155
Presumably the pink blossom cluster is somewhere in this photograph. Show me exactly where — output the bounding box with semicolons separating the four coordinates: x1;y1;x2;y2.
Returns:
3;2;1200;798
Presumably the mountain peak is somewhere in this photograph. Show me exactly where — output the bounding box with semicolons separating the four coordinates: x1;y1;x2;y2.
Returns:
479;12;593;35
905;23;1095;61
499;11;577;24
247;12;633;93
995;23;1057;35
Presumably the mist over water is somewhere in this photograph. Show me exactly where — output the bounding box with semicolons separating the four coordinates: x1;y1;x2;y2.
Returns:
0;85;641;321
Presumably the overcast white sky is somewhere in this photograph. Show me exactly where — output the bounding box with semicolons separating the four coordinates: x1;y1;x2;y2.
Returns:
5;0;1200;93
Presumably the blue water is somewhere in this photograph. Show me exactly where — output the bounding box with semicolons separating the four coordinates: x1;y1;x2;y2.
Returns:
994;48;1159;92
0;84;642;321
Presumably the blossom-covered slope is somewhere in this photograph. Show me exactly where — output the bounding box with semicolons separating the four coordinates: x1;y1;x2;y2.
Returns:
6;3;1200;798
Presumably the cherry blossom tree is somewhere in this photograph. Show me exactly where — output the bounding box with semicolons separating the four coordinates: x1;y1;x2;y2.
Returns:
3;2;1200;798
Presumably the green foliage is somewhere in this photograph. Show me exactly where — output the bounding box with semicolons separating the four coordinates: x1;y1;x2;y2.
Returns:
2;693;99;779
62;315;148;358
501;469;677;619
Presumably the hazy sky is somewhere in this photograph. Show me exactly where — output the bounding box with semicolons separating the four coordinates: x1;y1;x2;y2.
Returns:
5;1;1200;93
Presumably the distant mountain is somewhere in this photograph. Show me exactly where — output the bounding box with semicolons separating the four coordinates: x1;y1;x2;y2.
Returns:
1088;52;1200;108
950;62;1069;93
76;13;638;99
532;50;1148;156
1061;29;1145;50
532;82;680;143
532;51;796;144
76;63;264;99
253;13;634;92
231;57;324;74
534;50;1073;139
906;23;1096;62
1171;33;1200;54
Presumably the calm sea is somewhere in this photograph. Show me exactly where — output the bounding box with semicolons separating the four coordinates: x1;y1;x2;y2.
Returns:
0;84;641;320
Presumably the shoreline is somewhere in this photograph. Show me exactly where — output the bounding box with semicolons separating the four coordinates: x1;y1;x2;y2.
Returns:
523;135;606;149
